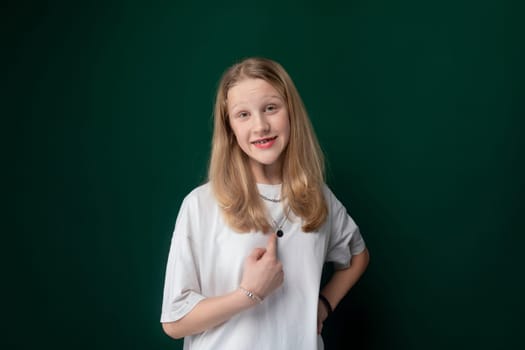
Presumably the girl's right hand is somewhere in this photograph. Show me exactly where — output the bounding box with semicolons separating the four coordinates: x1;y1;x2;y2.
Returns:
240;234;284;300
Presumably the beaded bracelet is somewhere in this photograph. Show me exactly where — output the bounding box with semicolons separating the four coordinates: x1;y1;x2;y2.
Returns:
318;294;333;316
239;286;263;304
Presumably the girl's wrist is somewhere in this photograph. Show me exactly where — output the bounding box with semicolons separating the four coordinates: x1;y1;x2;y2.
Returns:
238;286;264;305
318;294;333;317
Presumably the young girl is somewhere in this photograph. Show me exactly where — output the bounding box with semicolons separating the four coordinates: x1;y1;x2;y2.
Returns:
161;57;369;349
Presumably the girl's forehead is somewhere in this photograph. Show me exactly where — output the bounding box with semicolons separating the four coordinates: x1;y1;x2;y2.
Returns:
226;79;282;102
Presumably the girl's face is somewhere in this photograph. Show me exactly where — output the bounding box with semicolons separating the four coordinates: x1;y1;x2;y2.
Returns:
227;78;290;184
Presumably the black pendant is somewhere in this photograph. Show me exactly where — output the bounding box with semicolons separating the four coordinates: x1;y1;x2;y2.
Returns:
276;229;284;237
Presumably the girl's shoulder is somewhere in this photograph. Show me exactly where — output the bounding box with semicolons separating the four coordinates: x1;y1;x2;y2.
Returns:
185;182;212;197
182;182;215;206
321;183;351;212
176;183;220;223
321;183;337;203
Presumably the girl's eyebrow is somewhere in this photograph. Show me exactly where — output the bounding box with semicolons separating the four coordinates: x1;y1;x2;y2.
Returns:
229;95;283;111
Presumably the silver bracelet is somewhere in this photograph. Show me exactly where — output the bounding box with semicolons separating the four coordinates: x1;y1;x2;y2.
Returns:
239;286;263;303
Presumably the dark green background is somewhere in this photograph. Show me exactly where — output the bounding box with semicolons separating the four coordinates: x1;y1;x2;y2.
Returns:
6;0;524;349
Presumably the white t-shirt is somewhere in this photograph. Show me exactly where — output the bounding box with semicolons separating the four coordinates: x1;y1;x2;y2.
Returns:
161;182;366;350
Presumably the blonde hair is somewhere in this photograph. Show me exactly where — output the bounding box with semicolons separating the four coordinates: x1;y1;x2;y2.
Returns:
208;57;327;233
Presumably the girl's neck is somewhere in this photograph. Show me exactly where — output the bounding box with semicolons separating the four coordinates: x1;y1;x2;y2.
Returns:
253;172;282;184
251;163;282;185
252;167;283;185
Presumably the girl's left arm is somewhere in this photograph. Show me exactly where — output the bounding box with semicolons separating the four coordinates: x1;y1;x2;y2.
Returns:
317;248;370;333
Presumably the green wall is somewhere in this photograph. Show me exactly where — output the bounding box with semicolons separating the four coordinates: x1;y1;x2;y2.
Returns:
6;1;524;349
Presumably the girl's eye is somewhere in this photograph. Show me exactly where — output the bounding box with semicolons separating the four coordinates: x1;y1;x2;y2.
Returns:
265;104;277;112
238;112;248;118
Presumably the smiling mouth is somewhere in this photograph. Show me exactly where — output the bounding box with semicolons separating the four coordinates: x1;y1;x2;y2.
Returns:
251;136;277;145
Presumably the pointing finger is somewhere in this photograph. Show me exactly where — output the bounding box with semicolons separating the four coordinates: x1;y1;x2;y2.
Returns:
265;233;278;257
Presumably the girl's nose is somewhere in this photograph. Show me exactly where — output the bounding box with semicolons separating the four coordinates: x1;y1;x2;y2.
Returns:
253;113;270;134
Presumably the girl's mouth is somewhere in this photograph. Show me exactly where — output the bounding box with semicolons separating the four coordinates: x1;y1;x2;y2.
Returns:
252;136;277;148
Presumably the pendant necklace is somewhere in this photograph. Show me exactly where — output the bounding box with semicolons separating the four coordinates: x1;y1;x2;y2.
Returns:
272;212;288;237
259;193;288;237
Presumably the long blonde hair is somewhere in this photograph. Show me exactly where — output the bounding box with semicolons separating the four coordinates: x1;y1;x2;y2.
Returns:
208;57;327;233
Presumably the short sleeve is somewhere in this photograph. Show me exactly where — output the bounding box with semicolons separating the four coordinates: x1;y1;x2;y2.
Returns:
325;187;366;270
160;196;206;323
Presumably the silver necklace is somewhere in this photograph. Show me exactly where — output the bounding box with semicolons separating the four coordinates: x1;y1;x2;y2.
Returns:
259;193;282;203
271;207;290;237
259;191;288;236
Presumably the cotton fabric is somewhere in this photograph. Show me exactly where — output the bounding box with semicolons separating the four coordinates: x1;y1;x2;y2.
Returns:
161;183;366;350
